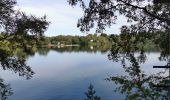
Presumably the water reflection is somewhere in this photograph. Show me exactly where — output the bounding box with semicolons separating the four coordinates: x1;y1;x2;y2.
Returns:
85;84;101;100
0;45;112;99
106;38;170;99
0;78;12;100
0;45;35;79
1;56;34;80
107;53;170;99
50;45;111;53
0;42;169;99
0;46;35;99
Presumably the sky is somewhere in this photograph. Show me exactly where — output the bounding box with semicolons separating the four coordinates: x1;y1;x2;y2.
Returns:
16;0;129;36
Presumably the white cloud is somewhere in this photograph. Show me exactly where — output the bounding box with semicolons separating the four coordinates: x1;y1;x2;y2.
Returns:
17;0;129;36
17;2;84;36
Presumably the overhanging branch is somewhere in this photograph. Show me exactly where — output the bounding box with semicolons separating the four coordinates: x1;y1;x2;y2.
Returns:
119;0;170;24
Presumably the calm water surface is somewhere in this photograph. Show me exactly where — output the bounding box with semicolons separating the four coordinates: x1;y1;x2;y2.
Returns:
0;49;167;100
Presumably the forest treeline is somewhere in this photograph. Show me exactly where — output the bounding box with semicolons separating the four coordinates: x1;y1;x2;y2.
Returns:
0;31;167;53
39;33;112;47
0;30;167;66
37;31;165;51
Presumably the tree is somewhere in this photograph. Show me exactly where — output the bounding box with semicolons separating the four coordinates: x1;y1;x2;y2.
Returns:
107;53;170;100
100;33;107;37
68;0;170;33
85;84;101;100
0;78;13;100
0;0;49;38
0;0;49;79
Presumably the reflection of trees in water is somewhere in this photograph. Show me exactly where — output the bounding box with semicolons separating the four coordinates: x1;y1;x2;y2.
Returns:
37;47;50;56
0;54;35;99
0;78;13;100
107;54;169;99
10;45;111;55
1;56;34;79
50;45;111;53
0;45;36;99
0;0;49;99
106;38;170;99
85;84;101;100
0;46;35;79
82;31;170;99
0;43;111;100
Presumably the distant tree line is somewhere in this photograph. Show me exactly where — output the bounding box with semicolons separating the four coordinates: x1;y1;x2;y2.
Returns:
1;30;166;52
36;31;166;52
38;33;112;47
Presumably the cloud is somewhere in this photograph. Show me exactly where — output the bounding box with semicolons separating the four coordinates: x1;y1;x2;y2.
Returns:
17;0;129;36
17;1;84;36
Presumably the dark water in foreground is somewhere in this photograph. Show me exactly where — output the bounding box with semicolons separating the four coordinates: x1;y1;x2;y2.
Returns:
0;49;168;100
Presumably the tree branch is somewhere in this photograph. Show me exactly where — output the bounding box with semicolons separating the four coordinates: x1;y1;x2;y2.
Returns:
0;34;13;41
119;0;170;23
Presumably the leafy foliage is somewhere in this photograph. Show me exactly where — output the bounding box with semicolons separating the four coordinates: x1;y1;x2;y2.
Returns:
107;51;170;100
68;0;170;33
0;0;49;37
85;84;101;100
48;34;112;48
0;78;13;100
0;0;49;79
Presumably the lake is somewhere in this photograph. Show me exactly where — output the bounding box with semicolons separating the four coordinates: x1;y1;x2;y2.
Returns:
0;48;169;100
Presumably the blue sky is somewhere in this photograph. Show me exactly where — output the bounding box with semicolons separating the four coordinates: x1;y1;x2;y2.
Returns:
17;0;129;36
